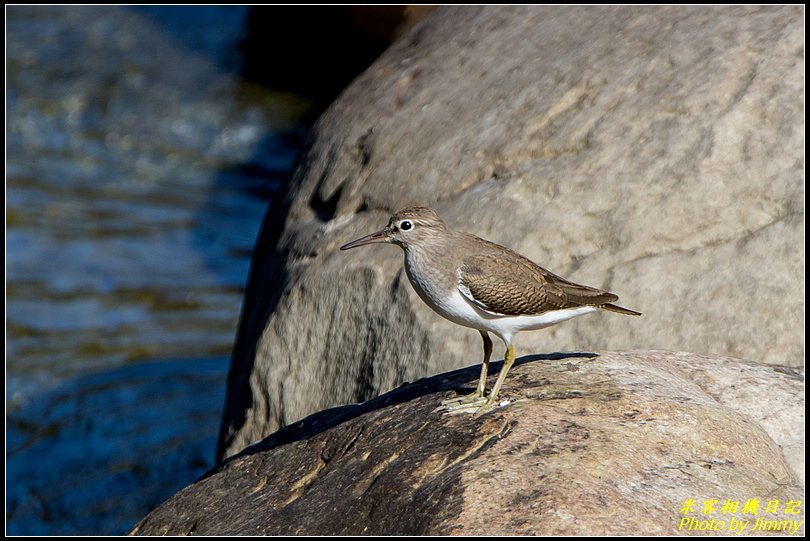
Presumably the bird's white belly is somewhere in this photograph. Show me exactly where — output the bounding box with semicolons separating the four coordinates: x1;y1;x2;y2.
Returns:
407;268;597;344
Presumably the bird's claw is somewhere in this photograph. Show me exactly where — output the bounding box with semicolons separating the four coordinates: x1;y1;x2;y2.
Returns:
435;393;509;415
439;391;486;407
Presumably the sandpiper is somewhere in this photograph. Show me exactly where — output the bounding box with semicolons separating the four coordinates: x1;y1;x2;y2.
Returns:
340;206;640;413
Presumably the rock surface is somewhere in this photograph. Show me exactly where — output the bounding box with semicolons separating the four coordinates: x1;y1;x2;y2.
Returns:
135;351;804;536
219;6;805;459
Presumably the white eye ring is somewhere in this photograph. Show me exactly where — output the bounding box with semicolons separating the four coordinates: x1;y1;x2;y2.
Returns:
400;220;413;231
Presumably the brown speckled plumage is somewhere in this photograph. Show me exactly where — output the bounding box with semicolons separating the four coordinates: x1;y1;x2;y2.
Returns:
460;249;625;316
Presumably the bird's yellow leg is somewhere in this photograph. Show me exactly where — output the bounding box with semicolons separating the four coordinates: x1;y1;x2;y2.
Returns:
484;343;515;406
439;342;514;415
440;331;491;408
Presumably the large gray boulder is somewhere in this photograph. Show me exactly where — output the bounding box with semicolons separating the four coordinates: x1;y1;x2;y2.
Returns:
220;6;804;459
136;351;804;535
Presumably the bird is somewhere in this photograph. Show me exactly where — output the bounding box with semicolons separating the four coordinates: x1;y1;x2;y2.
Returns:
340;206;640;413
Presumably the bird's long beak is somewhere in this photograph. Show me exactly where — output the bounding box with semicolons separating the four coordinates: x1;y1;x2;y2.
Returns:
339;227;391;250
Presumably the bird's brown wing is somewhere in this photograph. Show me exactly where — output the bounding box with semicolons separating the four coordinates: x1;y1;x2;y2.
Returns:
458;251;619;316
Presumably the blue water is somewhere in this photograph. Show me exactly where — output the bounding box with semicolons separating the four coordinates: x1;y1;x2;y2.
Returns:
6;6;310;534
7;358;227;535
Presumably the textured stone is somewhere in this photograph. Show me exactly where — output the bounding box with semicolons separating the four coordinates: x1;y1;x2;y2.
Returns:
136;351;804;536
220;6;804;459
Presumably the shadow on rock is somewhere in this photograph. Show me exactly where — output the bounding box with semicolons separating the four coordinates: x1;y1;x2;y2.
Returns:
214;351;597;472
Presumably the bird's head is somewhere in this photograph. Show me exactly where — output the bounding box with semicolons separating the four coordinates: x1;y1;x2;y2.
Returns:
340;206;448;251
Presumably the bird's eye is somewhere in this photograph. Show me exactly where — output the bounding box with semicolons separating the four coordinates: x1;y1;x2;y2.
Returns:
400;220;413;231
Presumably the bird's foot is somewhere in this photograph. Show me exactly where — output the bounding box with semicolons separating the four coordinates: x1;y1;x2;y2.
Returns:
439;390;486;407
438;396;489;415
436;392;509;415
433;391;487;414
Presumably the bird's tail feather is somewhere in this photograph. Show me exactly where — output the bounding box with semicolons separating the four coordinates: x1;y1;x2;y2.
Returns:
601;303;641;316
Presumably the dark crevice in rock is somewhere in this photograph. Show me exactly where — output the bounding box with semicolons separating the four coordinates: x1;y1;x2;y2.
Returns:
355;336;376;403
310;182;343;222
354;199;370;214
355;127;376;167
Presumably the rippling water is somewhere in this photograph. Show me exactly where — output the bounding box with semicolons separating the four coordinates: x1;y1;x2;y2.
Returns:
6;6;310;534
